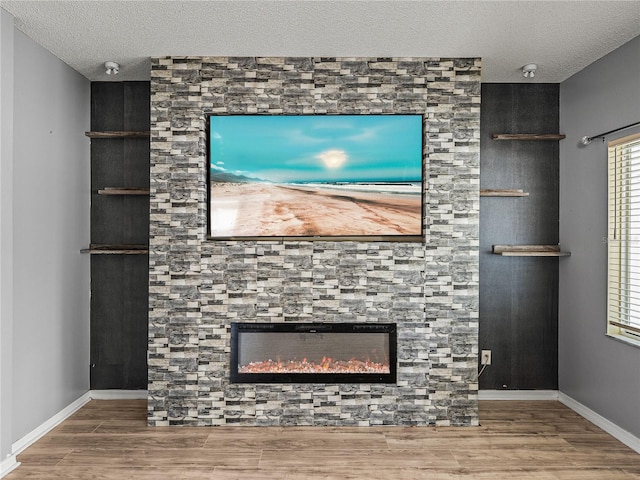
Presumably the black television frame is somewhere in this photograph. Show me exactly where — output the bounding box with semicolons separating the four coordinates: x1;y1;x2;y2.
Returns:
206;114;425;242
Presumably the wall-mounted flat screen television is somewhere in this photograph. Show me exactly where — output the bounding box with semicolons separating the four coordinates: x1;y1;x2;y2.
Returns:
207;114;424;241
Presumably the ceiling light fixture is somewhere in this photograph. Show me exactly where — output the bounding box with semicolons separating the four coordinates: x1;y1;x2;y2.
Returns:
522;63;537;79
105;61;120;75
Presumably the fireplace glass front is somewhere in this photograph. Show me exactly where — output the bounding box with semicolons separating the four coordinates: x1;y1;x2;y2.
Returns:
230;323;397;383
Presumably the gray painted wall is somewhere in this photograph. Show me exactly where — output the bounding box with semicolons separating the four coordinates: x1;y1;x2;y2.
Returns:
9;28;90;443
559;35;640;438
0;7;15;462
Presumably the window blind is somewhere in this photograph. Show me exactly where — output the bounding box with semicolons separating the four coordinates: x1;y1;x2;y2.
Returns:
608;133;640;336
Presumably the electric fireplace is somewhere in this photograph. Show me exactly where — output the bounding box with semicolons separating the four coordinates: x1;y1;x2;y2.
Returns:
230;323;397;384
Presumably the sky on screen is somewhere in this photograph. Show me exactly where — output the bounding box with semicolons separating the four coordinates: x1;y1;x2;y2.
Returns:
209;115;422;183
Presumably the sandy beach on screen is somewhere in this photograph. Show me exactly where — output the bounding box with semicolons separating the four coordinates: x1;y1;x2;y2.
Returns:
210;183;422;237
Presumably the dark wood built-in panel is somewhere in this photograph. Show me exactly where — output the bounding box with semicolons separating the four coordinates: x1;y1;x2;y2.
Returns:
479;83;560;390
90;82;150;390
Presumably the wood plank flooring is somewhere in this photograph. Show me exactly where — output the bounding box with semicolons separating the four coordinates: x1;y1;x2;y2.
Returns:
6;400;639;479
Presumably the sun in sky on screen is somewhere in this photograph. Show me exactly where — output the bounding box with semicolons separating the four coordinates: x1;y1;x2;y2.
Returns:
317;149;347;169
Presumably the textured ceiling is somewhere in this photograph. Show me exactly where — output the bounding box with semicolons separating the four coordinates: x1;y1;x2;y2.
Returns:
1;1;639;83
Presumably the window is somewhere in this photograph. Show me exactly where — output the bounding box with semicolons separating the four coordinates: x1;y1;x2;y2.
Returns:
608;133;640;344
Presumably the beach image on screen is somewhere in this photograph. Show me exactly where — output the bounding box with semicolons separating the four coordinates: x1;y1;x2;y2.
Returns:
208;115;423;238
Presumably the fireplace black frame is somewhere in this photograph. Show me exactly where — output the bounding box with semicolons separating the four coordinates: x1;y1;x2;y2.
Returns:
230;323;397;384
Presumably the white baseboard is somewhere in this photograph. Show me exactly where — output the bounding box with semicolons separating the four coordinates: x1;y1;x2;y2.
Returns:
479;389;559;400
3;389;148;478
558;392;640;454
0;456;20;478
90;390;148;400
10;391;91;457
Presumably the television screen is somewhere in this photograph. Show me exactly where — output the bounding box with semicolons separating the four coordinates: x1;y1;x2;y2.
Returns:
207;115;423;240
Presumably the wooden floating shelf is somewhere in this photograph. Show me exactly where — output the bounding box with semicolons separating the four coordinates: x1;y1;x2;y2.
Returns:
85;131;150;138
480;189;529;197
98;187;150;196
492;245;571;257
81;244;149;255
491;133;566;141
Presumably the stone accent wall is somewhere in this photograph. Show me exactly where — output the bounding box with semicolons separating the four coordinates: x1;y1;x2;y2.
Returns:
148;57;480;426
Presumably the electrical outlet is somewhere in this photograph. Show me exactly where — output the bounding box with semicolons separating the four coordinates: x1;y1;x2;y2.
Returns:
481;350;492;365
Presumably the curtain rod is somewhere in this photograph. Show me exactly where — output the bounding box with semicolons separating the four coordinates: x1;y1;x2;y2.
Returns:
581;121;640;145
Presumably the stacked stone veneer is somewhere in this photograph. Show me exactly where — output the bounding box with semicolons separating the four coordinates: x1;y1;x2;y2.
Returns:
148;57;480;426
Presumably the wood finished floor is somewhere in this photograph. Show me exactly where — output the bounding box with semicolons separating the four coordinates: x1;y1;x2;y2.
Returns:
6;400;639;479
